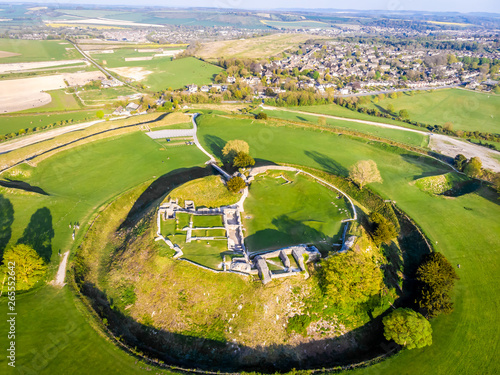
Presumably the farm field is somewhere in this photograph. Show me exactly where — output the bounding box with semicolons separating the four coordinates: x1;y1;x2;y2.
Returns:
255;108;429;148
0;112;497;374
78;86;137;104
91;51;221;91
361;88;500;134
17;89;82;113
0;39;80;63
0;110;99;136
244;171;351;252
195;33;330;60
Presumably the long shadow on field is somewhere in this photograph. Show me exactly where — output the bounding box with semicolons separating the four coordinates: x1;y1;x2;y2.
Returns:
0;195;14;260
0;179;49;196
203;134;225;161
17;207;54;263
79;277;399;373
304;150;348;177
253;158;279;167
119;166;212;230
245;215;330;254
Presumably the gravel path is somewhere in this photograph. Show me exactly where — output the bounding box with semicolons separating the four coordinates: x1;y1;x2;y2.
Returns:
262;105;500;172
52;251;70;287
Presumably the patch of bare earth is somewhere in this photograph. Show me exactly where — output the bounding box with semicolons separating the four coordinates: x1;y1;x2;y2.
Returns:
0;50;21;58
108;66;152;81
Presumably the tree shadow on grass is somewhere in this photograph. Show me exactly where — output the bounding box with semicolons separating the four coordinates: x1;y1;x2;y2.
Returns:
0;179;49;195
0;194;14;260
119;166;212;231
203;134;226;161
304;150;348;176
17;207;54;263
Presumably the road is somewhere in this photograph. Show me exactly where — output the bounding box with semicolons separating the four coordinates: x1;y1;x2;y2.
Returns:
261;105;500;173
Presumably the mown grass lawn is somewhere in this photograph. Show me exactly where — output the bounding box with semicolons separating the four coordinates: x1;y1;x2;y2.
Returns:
17;89;82;113
244;171;350;252
197;113;500;375
0;111;498;374
361;88;500;134
255;107;429;148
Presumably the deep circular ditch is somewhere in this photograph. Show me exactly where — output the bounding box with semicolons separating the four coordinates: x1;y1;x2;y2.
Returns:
71;165;431;373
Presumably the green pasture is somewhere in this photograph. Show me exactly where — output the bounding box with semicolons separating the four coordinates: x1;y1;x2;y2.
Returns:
92;51;222;91
17;89;82;113
257;108;429;148
196;114;500;375
78;86;137;103
244;171;350;252
362;88;500;134
192;214;224;228
0;111;498;374
0;110;98;136
0;39;80;63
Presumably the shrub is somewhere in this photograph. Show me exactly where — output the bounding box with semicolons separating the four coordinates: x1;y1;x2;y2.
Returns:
255;112;268;120
227;176;246;193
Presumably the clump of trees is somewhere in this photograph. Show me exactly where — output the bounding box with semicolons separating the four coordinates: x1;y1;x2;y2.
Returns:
2;244;46;291
383;308;433;349
415;252;459;317
233;151;255;168
255;112;268;120
349;160;383;190
226;176;246;193
370;212;398;246
453;154;483;178
320;248;384;307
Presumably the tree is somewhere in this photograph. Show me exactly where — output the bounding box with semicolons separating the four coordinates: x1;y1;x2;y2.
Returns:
387;104;395;113
222;140;250;163
320;248;383;307
349;160;383;190
96;110;105;119
233;152;255;168
399;109;409;119
390;92;398;99
255;112;268;120
226;176;246;193
443;122;453;131
383;308;432;349
416;252;459;317
370;212;398;246
464;157;482;178
317;116;327;126
2;244;47;291
453;154;467;171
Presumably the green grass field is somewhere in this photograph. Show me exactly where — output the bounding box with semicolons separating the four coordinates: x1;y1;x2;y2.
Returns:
361;89;500;134
196;114;500;375
78;86;137;103
92;51;221;91
0;110;98;135
256;108;429;148
244;171;350;252
0;39;80;63
17;89;82;113
0;111;498;374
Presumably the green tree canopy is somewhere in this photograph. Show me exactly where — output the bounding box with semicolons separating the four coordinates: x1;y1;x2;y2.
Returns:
255;112;268;120
2;244;47;290
320;248;384;307
416;252;459;317
464;157;482;178
226;176;246;193
387;104;395;113
383;308;433;349
370;212;398;246
399;109;409;119
222;140;250;163
233;152;255;168
453;154;468;171
349;160;383;190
